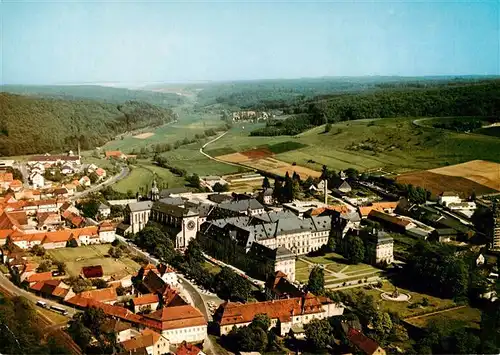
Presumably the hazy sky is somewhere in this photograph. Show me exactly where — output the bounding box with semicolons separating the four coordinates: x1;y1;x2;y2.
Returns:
2;0;499;85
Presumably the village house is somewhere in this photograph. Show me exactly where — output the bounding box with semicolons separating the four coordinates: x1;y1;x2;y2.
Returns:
257;188;275;205
105;150;126;160
98;203;111;219
214;294;344;336
30;172;45;188
79;176;91;187
347;328;386;355
438;192;462;206
176;342;206;355
0;172;14;191
30;279;75;302
121;328;170;355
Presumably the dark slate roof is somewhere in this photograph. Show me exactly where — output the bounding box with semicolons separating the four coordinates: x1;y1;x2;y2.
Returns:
208;194;233;204
218;199;264;212
128;201;153;212
159;187;190;198
152;201;198;218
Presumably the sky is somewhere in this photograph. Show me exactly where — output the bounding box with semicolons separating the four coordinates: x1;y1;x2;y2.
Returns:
1;0;499;85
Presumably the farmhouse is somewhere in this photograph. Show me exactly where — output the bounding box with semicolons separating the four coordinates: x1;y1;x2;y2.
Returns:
214;294;344;336
121;328;170;355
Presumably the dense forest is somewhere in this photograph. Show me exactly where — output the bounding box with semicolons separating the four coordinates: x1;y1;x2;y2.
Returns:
2;85;185;107
0;93;175;156
250;80;500;136
192;76;495;109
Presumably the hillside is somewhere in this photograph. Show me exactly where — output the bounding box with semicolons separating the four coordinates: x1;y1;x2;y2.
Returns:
1;84;185;107
0;93;175;156
250;80;500;136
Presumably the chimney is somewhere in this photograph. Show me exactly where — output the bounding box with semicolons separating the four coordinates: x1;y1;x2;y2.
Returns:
324;179;328;205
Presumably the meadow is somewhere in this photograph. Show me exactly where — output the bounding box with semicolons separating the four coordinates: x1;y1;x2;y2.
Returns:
47;244;140;278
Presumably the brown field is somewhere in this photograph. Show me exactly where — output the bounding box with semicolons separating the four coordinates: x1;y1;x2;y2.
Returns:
133;132;155;139
240;148;273;159
429;160;500;192
218;152;252;163
218;152;320;179
397;171;497;198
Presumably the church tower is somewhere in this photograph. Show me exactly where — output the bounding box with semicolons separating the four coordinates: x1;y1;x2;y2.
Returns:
150;174;160;201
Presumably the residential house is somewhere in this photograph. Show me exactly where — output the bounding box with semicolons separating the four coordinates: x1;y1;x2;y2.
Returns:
367;210;416;234
121;328;170;355
347;328;386;355
79;176;91;187
99;221;116;243
22;271;53;286
257;188;274;205
9;180;23;192
98;203;111;219
157;264;178;287
431;228;458;243
105;151;126;160
214;294;344;336
61;165;74;175
176;342;206;355
30;279;75;302
95;168;107;180
100;319;136;343
0;172;14;190
31;173;45;188
77;287;118;305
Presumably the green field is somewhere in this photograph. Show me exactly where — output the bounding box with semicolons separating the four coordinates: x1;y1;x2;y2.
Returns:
405;306;482;330
47;245;140;278
206;117;500;174
112;160;186;194
102;112;223;153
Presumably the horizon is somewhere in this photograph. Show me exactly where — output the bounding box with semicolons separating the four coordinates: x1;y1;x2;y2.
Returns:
2;1;500;85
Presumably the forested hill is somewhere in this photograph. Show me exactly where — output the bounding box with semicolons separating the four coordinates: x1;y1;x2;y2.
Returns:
0;93;175;156
251;80;500;136
1;84;185;107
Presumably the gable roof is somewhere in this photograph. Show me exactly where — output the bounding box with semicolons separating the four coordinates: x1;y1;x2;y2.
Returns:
176;342;202;355
132;293;159;306
25;271;53;283
347;328;382;355
216;295;330;326
121;328;162;351
79;287;117;303
143;305;207;330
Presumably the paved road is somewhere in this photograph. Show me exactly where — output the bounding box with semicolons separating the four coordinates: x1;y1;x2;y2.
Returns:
70;165;129;200
199;131;246;169
0;272;77;316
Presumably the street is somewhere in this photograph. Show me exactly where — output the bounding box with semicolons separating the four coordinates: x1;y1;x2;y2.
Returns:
70;165;129;200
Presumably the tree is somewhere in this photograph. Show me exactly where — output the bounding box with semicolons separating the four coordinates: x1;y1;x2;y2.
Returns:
304;318;333;350
320;165;329;180
37;260;52;273
88;172;99;184
272;179;283;201
326;230;336;252
91;278;108;289
251;314;271;331
262;176;271;189
186;173;201;189
31;244;45;256
324;122;332;133
66;238;78;248
77;199;100;218
108;246;123;258
345;235;365;264
307;266;325;294
53;260;66;274
185;239;204;265
373;311;393;338
213;182;229;192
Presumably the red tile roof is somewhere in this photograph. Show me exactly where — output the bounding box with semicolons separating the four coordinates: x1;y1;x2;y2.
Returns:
26;272;53;283
143;305;207;331
176;341;202;355
132;293;159;306
105;151;124;158
121;328;162;351
79;287;117;303
216;295;328;326
347;328;383;355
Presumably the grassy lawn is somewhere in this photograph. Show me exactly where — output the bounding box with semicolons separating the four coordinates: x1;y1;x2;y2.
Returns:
203;261;222;275
342;280;457;319
406;306;482;330
38;307;69;324
47;245;140;278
